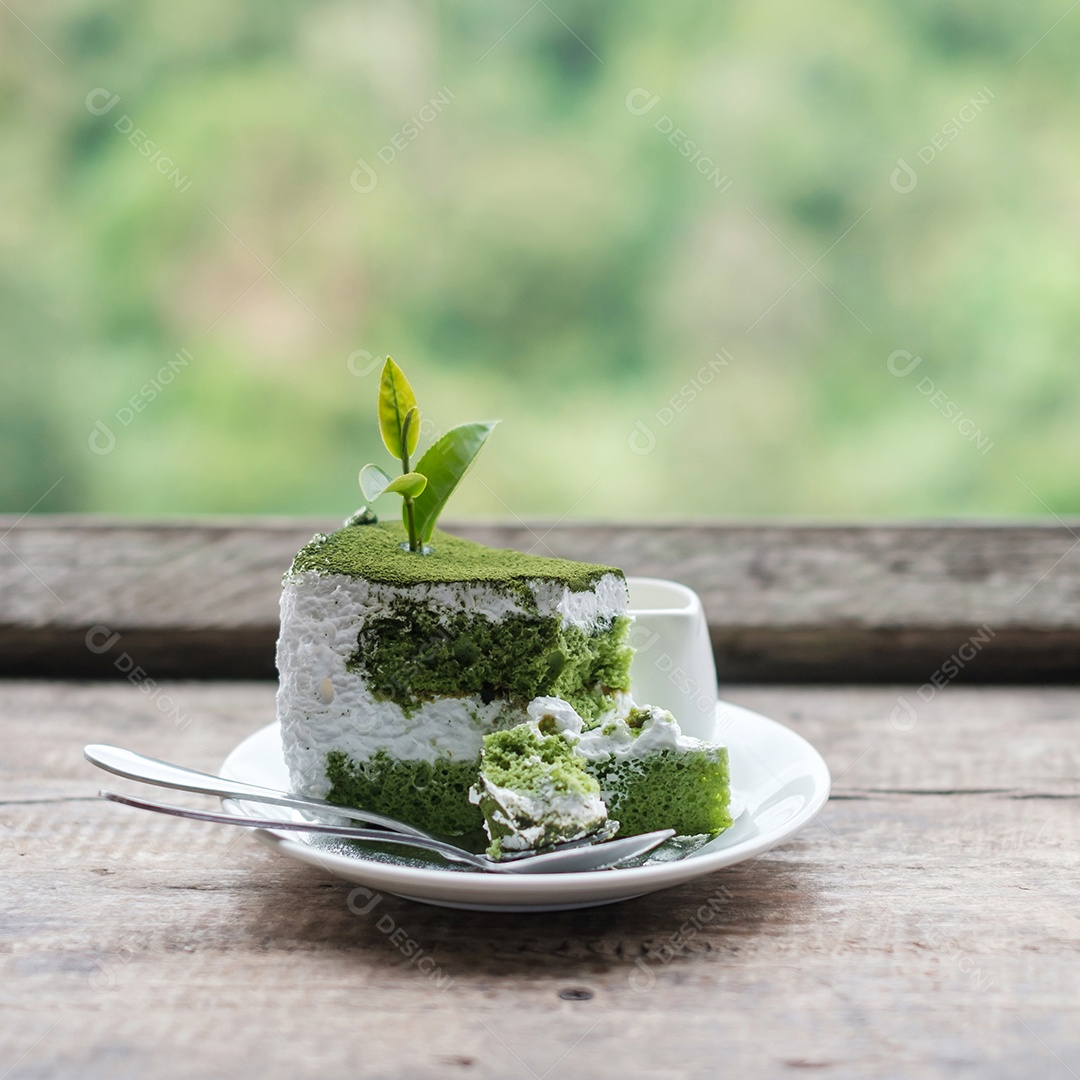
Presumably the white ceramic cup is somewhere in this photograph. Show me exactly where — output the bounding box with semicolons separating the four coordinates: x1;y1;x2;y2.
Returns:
625;577;718;740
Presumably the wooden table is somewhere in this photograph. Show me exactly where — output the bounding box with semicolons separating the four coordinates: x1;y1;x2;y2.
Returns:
3;519;1078;1078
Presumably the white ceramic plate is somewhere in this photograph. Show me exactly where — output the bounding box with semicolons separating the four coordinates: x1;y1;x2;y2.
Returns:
220;701;830;912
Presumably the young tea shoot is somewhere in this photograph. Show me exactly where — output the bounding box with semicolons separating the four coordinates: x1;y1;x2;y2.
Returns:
359;358;498;552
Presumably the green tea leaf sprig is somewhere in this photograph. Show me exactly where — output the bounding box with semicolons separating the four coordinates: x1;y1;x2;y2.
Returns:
360;358;498;552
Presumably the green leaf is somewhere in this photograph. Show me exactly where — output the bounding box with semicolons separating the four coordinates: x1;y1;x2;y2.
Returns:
360;464;427;502
410;421;498;543
383;471;427;498
359;462;393;501
401;405;420;459
378;357;418;460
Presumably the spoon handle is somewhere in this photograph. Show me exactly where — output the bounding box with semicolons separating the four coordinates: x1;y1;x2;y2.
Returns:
84;743;432;839
98;789;490;869
98;789;673;875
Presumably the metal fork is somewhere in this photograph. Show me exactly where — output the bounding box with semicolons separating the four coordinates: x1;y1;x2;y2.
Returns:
97;789;674;874
85;744;673;872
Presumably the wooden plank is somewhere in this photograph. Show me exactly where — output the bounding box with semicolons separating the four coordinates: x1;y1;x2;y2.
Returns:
2;682;1078;1079
2;516;1080;680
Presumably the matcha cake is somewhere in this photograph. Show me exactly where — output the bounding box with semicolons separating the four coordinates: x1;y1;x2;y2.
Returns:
276;355;732;857
276;521;633;835
468;701;614;858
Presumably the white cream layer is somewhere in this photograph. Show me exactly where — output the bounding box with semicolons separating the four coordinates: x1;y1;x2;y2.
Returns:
528;697;719;761
276;569;628;797
282;567;626;632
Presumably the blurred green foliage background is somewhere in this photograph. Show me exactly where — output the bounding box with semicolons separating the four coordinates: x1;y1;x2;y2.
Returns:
2;1;1077;520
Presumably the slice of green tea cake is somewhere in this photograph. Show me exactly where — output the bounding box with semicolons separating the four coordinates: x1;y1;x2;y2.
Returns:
276;521;633;835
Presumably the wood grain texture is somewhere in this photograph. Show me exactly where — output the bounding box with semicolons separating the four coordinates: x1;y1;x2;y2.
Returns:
2;682;1078;1079
2;516;1080;680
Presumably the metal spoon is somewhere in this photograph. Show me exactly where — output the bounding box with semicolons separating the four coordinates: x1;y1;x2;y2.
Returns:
98;789;675;874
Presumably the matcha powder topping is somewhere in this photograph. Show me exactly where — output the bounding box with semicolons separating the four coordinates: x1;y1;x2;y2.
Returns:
289;522;620;593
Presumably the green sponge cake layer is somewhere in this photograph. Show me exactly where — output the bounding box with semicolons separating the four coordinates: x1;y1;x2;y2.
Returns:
325;750;484;836
577;705;731;838
350;606;631;721
470;713;611;858
586;748;731;837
